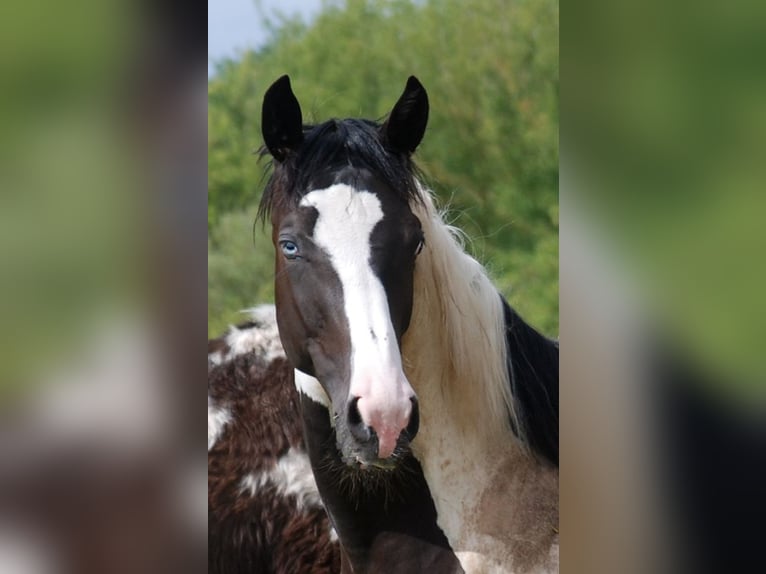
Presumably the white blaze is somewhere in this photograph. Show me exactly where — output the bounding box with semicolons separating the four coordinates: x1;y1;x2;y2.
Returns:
300;184;414;458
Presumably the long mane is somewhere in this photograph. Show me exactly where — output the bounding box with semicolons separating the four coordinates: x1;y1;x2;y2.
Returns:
403;185;559;464
403;188;518;438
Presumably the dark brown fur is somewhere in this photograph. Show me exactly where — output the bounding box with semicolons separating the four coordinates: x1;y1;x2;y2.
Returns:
208;351;340;573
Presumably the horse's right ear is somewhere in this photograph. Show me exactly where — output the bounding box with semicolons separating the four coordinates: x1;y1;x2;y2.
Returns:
262;75;303;162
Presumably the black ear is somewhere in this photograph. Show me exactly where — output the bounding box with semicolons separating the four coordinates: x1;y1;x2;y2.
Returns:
262;75;303;162
383;76;429;154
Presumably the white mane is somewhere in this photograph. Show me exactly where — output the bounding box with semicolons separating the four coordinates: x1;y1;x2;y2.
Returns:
402;185;521;442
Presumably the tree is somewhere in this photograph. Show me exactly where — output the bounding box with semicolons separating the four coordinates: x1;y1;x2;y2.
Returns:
209;0;559;337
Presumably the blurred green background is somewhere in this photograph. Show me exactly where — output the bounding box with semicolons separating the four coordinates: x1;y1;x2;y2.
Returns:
563;0;766;389
208;0;559;338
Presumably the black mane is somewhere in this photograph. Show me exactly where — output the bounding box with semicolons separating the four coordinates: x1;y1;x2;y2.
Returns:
258;118;424;222
502;297;560;466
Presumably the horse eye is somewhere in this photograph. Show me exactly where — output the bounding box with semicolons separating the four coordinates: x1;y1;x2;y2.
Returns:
414;237;425;256
280;240;299;259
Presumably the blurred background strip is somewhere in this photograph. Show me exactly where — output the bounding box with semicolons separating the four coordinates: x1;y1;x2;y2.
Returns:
0;0;207;572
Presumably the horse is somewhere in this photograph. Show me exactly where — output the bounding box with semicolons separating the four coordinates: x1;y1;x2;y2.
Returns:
208;306;341;573
259;75;559;573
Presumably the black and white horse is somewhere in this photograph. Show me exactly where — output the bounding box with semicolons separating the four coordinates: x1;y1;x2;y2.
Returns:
257;75;559;573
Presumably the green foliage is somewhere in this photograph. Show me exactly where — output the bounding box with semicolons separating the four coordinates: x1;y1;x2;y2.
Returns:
209;0;558;337
208;207;275;338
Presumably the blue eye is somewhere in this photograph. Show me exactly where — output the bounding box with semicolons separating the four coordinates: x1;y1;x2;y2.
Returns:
280;240;299;259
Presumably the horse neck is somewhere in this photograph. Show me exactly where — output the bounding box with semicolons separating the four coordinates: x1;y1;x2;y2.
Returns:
401;194;559;571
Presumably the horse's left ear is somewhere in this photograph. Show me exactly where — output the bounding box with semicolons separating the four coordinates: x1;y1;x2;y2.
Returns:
262;75;304;162
383;76;429;154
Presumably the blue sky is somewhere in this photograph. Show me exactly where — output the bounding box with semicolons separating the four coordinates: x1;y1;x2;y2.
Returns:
208;0;323;76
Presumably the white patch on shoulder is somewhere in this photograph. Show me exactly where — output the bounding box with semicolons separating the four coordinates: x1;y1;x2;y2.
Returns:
207;397;231;450
239;448;322;511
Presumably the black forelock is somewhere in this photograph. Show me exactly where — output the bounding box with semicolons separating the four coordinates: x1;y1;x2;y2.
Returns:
258;118;423;222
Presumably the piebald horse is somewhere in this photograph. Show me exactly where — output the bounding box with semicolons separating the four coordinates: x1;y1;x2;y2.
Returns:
260;75;559;573
208;306;341;573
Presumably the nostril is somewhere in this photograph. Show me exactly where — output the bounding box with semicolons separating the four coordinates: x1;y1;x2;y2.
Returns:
404;396;420;441
347;396;362;426
346;397;372;443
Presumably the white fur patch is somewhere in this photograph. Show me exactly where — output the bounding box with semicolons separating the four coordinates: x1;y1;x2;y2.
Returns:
209;304;285;366
300;185;413;452
207;397;231;451
239;448;322;512
294;369;331;411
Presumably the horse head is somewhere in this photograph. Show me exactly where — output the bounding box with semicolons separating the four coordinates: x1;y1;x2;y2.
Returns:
260;75;429;468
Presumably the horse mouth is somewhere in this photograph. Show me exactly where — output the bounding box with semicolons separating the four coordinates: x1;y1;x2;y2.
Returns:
336;421;412;471
340;447;404;471
352;455;398;471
